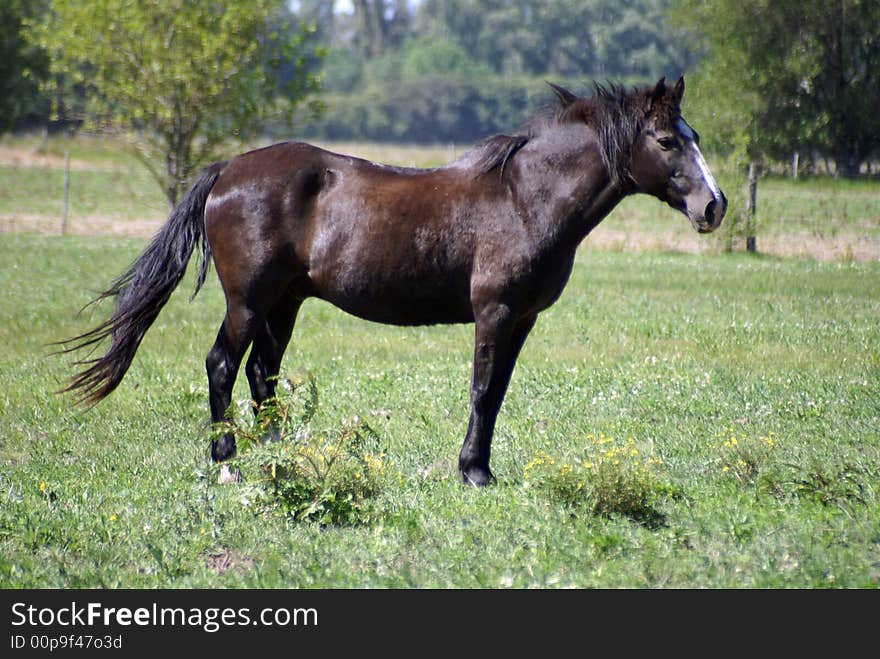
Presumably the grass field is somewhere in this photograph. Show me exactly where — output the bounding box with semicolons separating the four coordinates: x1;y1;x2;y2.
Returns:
1;135;879;588
1;230;878;588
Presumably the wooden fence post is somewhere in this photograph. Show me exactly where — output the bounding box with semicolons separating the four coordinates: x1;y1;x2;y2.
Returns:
745;161;757;253
61;148;70;236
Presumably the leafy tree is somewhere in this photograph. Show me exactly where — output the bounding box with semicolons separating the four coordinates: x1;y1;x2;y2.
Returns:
300;0;702;144
0;0;50;132
320;48;365;93
401;38;492;80
415;0;696;81
352;0;412;58
30;0;322;205
301;76;547;143
672;0;880;176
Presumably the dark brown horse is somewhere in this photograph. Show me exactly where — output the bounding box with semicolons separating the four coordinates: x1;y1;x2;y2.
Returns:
60;77;726;486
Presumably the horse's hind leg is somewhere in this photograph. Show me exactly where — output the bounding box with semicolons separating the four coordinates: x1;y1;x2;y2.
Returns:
206;301;261;462
244;293;303;440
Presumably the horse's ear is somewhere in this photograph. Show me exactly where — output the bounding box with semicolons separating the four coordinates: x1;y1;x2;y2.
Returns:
547;81;578;107
647;77;667;113
674;76;685;104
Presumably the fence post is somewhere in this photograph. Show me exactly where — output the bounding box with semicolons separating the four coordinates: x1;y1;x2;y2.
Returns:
792;151;799;180
745;161;757;253
61;148;70;235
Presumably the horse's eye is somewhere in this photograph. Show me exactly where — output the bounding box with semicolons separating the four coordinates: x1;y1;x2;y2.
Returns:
657;136;677;150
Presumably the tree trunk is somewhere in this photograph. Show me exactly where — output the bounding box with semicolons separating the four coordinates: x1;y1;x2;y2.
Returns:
837;154;863;178
355;0;387;58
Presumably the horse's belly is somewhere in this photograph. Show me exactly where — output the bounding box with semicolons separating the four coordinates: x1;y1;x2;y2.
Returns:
306;256;473;325
306;206;477;325
316;285;475;326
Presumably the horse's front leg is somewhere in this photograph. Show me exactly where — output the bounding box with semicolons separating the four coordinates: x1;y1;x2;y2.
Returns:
459;306;537;486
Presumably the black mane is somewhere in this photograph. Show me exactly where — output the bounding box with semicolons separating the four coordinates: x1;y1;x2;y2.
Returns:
462;82;652;185
465;133;530;177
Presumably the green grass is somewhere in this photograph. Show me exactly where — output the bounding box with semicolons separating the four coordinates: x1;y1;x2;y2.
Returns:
756;177;880;246
0;164;166;220
1;234;878;588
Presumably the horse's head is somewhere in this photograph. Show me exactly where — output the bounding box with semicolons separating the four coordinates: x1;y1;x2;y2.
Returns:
630;77;727;233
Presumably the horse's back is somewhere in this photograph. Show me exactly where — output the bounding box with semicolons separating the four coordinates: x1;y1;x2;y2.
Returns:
203;141;483;324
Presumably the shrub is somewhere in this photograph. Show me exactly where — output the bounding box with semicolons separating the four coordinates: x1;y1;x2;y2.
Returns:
523;434;669;528
711;428;778;484
213;376;391;525
760;461;874;510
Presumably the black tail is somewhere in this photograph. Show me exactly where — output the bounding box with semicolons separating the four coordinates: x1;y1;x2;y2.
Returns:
57;162;226;405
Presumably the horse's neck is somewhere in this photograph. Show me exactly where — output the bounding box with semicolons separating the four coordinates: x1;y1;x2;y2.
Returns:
510;130;628;248
571;174;630;241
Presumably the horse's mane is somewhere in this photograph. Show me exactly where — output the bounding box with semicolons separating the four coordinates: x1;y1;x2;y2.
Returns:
462;133;530;177
461;82;663;185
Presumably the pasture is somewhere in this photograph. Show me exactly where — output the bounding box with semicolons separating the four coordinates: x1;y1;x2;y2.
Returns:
0;137;879;588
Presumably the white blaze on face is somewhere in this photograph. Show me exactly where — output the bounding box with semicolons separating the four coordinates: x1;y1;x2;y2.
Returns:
676;118;721;199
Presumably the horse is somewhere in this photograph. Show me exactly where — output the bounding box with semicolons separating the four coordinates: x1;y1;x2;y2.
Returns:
59;76;726;486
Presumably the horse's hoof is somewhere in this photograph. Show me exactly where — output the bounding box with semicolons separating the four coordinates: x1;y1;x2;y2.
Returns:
218;464;241;484
211;435;237;462
460;466;495;487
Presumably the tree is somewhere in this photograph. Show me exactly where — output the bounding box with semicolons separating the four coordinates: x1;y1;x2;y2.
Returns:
672;0;880;176
415;0;696;81
0;0;50;132
30;0;322;205
353;0;412;58
796;1;880;176
299;0;703;144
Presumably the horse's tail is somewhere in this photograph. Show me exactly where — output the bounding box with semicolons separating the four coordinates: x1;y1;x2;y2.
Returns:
57;161;227;406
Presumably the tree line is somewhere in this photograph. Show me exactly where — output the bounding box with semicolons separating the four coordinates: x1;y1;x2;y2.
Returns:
292;0;700;143
1;0;878;205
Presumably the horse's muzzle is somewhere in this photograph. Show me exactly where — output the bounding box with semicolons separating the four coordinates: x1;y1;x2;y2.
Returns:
700;193;727;233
